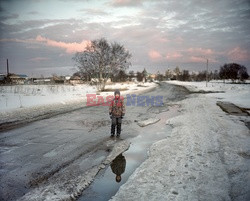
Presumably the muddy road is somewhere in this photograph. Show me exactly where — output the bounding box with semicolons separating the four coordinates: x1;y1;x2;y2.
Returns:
0;82;189;201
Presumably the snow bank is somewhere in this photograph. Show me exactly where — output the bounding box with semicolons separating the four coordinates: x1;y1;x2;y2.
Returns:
111;91;250;200
165;80;250;109
0;82;155;112
0;84;96;112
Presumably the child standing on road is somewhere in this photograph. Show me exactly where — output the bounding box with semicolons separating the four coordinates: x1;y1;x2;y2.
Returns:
109;89;125;137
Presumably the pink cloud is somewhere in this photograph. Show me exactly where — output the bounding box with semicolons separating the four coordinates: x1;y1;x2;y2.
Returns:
0;36;90;54
188;56;217;63
189;56;207;63
184;47;219;63
147;47;219;63
35;35;90;54
29;57;49;62
187;47;214;56
166;52;182;60
148;50;162;60
228;47;250;62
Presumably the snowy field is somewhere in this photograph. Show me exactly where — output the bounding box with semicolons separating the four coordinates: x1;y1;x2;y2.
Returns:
165;80;250;109
0;82;156;112
0;82;157;126
0;84;96;112
111;80;250;201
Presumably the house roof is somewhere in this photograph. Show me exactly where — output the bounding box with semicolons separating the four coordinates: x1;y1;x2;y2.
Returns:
9;75;22;79
17;74;28;78
8;74;28;79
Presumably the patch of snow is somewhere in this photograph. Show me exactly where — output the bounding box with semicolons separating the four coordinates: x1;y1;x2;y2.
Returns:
137;118;160;127
165;80;250;109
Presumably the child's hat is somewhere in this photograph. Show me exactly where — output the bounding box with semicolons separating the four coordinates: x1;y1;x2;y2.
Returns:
114;89;120;96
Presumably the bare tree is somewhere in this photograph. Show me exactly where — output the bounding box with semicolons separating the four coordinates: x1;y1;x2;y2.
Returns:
179;70;190;81
165;69;172;80
73;38;132;91
112;70;128;82
156;71;164;81
136;71;143;82
173;66;181;80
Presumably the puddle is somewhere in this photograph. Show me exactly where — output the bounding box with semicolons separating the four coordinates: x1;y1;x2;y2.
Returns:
78;105;180;201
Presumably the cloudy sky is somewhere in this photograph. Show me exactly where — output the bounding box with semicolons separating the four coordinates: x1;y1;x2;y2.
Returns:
0;0;249;76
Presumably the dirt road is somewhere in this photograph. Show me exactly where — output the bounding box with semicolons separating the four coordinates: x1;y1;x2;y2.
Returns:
0;82;189;201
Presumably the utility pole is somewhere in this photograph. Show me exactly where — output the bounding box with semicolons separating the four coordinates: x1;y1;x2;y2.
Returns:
7;59;9;75
206;59;208;87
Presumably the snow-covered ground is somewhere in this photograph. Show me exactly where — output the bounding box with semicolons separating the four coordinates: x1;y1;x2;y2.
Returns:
0;82;156;112
165;80;250;109
1;80;249;200
111;81;250;201
0;82;157;125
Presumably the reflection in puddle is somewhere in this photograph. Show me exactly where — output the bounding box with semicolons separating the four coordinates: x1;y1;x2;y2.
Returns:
78;148;146;201
111;154;126;183
79;105;180;201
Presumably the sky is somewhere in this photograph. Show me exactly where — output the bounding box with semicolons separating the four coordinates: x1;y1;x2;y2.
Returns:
0;0;250;77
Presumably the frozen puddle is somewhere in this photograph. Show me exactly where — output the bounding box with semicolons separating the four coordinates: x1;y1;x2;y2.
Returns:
78;105;180;201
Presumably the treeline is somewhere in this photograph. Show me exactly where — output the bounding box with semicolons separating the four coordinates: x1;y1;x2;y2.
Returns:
117;63;249;83
169;63;249;82
74;62;249;83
